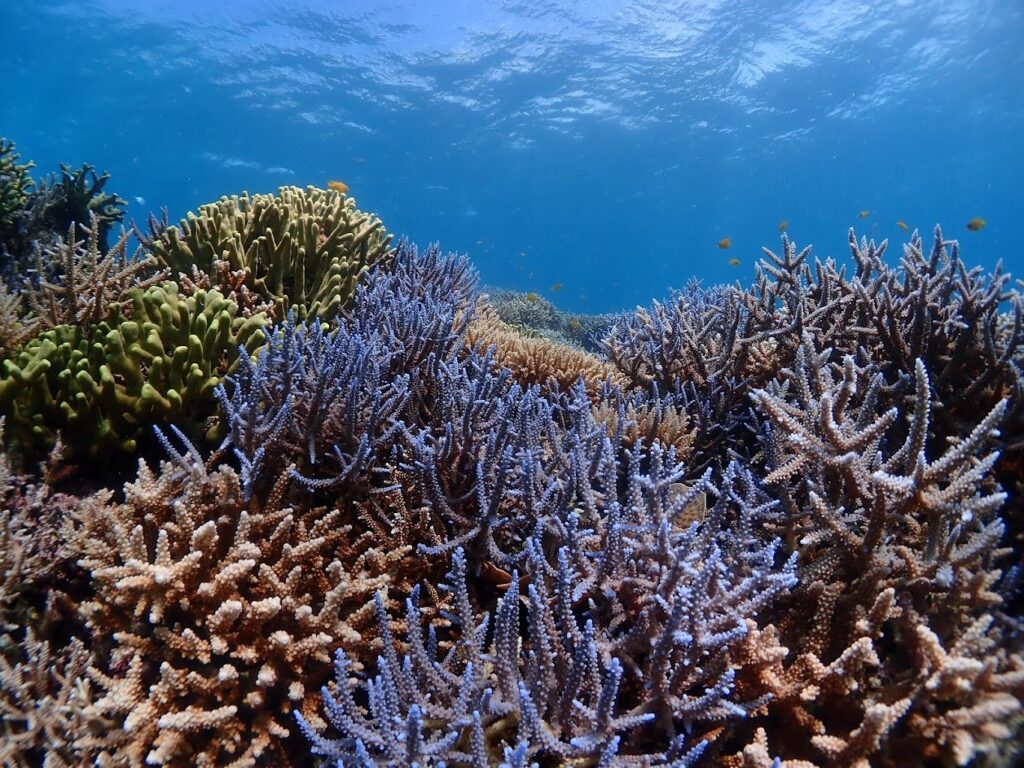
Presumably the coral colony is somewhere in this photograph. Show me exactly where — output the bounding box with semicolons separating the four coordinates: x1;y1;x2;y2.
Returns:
0;136;1022;767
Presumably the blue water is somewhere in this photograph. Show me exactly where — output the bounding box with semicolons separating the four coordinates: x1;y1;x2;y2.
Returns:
2;0;1021;314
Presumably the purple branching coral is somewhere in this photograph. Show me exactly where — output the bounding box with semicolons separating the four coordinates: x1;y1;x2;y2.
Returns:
215;313;409;499
214;240;477;500
299;444;798;766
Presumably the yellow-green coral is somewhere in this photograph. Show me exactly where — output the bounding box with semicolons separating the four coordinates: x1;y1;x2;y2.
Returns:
0;282;267;458
149;185;393;322
0;138;34;233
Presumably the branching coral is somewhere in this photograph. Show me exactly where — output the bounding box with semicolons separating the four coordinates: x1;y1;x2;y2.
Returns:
65;429;415;767
0;283;39;358
149;185;394;322
591;381;697;461
214;241;474;501
742;334;1024;766
0;138;34;238
24;214;167;330
0;422;101;767
301;453;796;766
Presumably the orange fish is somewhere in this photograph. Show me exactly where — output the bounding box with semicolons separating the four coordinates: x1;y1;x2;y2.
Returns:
778;219;788;232
717;237;732;250
728;258;741;267
328;180;349;194
550;282;562;292
966;217;986;232
858;210;870;219
897;219;909;232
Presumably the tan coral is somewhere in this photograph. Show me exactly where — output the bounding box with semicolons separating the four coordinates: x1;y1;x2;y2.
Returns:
743;337;1024;766
592;398;696;461
24;215;167;330
466;301;628;398
66;449;412;767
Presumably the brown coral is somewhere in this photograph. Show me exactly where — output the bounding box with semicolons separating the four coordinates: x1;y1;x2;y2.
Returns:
739;335;1024;767
65;437;413;767
466;301;628;398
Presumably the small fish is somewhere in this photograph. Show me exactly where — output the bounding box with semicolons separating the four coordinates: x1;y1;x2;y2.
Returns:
475;239;488;245
518;250;528;257
859;210;870;219
328;180;349;194
897;219;909;232
966;217;986;232
550;282;562;293
717;237;732;250
525;292;540;303
134;196;146;206
568;318;582;330
728;258;741;267
778;219;788;232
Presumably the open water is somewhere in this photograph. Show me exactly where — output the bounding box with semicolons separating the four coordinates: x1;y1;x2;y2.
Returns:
2;0;1022;313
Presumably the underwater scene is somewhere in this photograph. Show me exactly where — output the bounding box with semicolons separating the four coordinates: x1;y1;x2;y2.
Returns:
1;0;1023;766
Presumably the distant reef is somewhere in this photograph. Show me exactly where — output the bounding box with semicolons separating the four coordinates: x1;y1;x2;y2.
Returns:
1;137;1023;768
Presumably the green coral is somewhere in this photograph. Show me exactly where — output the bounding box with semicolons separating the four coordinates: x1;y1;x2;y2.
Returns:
0;282;267;458
150;185;394;322
0;138;34;234
43;163;127;250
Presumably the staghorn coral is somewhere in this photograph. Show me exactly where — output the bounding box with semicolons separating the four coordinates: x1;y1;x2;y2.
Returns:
66;428;415;767
300;452;797;765
24;214;167;330
149;185;394;322
216;313;410;501
0;283;39;358
214;241;475;501
0;628;97;768
0;422;103;767
467;300;629;398
602;281;742;391
591;380;697;461
740;334;1024;766
0;281;267;459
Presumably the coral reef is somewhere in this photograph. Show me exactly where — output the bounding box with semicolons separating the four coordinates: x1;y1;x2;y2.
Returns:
0;176;1021;768
150;185;394;323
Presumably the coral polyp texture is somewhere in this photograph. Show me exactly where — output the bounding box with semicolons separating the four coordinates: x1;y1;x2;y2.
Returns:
150;185;394;323
66;433;413;766
0;158;1022;768
0;281;267;458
